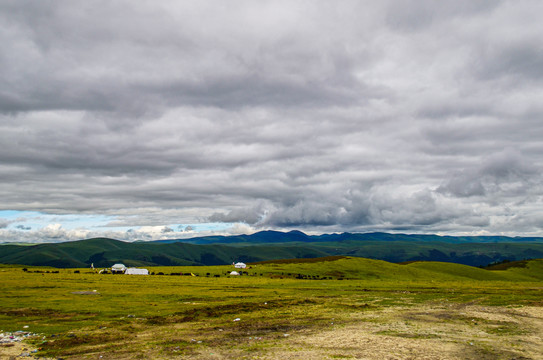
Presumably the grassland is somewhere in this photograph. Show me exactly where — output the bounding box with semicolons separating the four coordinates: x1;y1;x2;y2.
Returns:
1;257;542;359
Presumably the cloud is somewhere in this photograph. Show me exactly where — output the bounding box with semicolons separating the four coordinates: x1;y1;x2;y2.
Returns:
41;224;67;239
0;223;91;243
385;0;500;32
208;200;271;225
0;222;257;244
0;1;379;116
438;148;539;198
1;1;543;240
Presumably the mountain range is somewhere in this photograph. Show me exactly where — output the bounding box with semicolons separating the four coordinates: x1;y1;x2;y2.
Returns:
1;231;543;268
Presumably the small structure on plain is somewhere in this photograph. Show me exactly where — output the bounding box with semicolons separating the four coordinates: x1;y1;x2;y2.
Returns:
111;263;127;274
125;268;149;275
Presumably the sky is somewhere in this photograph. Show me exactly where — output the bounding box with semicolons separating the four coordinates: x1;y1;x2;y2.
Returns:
1;1;543;243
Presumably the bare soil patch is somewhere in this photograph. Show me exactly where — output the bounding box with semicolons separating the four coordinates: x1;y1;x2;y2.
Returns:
271;304;543;360
175;304;543;360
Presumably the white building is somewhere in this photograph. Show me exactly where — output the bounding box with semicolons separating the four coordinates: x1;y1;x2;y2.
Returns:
234;262;247;269
125;268;149;275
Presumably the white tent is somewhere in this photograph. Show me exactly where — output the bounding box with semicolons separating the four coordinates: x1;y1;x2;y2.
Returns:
229;271;240;276
234;262;247;269
111;263;127;274
125;268;149;275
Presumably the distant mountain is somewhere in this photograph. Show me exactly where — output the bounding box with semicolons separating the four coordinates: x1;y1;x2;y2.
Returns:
1;231;543;268
157;230;543;245
154;230;312;244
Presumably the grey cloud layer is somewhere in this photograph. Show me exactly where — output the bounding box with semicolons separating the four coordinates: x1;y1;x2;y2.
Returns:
1;0;543;239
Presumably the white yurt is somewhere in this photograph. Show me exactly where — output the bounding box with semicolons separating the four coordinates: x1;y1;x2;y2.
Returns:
111;263;127;274
234;262;247;269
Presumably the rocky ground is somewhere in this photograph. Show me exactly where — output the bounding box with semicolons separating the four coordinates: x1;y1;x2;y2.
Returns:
0;331;44;360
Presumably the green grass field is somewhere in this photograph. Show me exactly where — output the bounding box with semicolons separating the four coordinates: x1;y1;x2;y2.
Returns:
1;257;542;359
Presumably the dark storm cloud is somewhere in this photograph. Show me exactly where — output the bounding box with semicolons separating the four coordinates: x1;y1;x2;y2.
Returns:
476;43;543;84
1;1;543;241
438;149;539;198
385;0;501;32
0;1;377;116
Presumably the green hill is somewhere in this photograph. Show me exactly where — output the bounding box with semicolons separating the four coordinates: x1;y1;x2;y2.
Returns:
303;240;543;266
244;257;543;282
1;231;543;268
160;230;543;266
0;237;330;268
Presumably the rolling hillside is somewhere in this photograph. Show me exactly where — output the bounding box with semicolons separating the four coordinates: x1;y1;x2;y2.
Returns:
0;237;330;268
1;231;543;268
245;257;543;282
